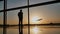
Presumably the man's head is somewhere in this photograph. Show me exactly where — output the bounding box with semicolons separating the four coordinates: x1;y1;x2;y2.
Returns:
20;9;22;12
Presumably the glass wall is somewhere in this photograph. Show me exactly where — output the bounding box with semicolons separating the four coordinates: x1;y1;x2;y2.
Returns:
0;0;60;34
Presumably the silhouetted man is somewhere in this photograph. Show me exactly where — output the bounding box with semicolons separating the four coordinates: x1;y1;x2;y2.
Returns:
18;9;23;34
18;9;23;23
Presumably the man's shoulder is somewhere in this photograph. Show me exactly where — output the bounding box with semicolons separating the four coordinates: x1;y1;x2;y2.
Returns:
18;12;23;15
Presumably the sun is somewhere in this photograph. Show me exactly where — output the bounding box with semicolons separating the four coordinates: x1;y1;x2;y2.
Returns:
32;16;39;23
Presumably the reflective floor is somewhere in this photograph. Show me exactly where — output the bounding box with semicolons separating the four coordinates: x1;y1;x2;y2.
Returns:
0;26;60;34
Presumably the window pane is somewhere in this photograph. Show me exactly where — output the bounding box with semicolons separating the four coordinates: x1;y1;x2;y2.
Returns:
7;9;28;24
0;12;3;24
7;0;27;9
0;1;4;10
29;3;60;24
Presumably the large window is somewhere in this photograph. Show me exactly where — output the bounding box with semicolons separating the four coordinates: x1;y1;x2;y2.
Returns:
0;0;60;34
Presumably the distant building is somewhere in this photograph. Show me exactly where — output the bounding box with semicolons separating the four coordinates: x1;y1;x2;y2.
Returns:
49;22;60;25
49;22;53;24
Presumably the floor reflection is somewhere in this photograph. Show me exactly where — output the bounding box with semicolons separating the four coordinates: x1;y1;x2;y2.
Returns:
31;26;42;34
0;26;60;34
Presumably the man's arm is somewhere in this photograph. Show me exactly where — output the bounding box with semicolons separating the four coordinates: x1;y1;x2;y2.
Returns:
18;12;20;16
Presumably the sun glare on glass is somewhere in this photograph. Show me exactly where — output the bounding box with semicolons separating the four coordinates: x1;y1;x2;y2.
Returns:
32;16;39;22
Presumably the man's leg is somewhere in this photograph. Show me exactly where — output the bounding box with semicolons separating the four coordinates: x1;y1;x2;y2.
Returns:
21;19;23;34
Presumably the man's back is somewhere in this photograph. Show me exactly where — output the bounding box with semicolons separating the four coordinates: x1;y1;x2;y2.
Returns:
18;11;23;20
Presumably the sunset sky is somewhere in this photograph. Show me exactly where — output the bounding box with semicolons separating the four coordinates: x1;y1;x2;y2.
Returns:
0;0;60;25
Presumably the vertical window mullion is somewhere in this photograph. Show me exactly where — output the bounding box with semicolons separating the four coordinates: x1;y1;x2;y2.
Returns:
27;0;30;34
3;0;7;34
